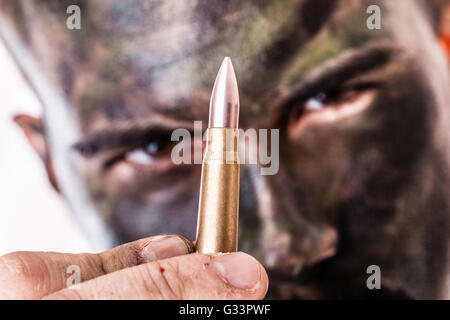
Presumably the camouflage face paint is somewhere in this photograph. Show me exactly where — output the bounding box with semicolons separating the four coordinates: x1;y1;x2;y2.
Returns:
1;0;449;299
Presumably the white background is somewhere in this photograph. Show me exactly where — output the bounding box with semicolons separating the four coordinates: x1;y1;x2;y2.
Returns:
0;41;91;255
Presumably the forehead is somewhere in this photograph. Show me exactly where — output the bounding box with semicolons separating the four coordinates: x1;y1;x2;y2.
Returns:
2;0;395;129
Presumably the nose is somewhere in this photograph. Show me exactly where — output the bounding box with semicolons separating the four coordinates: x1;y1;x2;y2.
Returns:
239;165;294;269
237;165;262;253
239;163;338;275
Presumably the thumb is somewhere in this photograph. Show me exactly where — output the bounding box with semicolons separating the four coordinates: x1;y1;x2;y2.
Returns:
44;252;269;300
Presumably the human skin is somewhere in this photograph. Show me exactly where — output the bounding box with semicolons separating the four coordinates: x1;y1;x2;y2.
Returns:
0;235;268;299
0;0;449;299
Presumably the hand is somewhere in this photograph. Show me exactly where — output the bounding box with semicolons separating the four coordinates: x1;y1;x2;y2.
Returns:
0;235;268;299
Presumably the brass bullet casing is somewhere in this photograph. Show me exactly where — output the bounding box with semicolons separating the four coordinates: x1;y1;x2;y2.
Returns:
196;128;240;253
196;57;240;254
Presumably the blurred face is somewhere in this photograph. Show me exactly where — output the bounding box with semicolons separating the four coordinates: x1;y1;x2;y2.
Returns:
1;0;449;298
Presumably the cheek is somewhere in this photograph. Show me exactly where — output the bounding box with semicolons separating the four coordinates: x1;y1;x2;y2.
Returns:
286;132;355;205
283;74;435;207
99;163;202;240
105;162;136;193
283;101;381;205
282;91;377;198
110;193;200;241
104;159;199;196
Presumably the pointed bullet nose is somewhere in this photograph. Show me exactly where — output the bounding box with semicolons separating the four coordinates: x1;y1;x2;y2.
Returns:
209;57;240;128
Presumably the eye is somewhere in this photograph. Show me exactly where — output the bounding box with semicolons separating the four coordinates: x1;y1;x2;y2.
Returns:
304;92;327;111
124;139;175;165
303;87;364;112
288;83;378;135
125;142;160;164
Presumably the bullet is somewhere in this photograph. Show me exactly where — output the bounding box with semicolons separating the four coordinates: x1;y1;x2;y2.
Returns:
195;57;240;253
208;57;240;129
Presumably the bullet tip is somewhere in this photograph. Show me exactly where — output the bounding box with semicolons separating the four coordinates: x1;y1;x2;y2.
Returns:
209;57;240;128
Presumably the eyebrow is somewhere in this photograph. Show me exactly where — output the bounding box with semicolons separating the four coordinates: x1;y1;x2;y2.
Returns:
74;115;198;157
277;42;402;110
